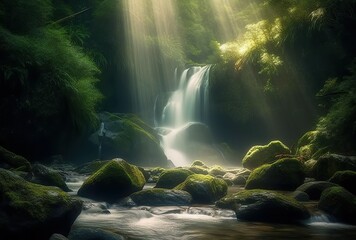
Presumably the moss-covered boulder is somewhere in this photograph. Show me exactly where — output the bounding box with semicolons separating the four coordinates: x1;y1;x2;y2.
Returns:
0;145;31;172
32;163;70;191
314;154;356;180
329;170;356;195
296;181;338;200
208;165;226;176
245;158;305;191
319;186;356;225
130;188;192;206
90;112;167;167
78;159;146;202
74;160;111;174
0;169;82;240
242;140;291;170
174;174;228;203
155;168;194;189
216;189;310;223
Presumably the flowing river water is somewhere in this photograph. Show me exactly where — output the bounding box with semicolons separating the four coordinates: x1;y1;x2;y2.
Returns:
67;172;356;240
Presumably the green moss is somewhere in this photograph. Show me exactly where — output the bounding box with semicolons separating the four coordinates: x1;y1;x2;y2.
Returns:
174;174;228;203
0;169;75;222
246;158;305;190
78;159;146;202
155;168;194;189
242;140;290;170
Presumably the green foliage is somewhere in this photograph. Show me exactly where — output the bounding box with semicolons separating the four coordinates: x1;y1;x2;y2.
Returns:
0;0;103;158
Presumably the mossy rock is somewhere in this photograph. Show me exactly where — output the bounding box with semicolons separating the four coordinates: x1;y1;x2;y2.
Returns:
242;140;290;170
130;188;192;206
0;169;82;240
174;174;228;203
155;168;194;189
189;165;209;175
91;112;167;167
319;186;356;225
74;160;111;174
245;158;305;191
0;145;31;172
216;189;310;223
208;165;226;176
191;160;208;168
304;159;317;178
314;154;356;180
329;170;356;195
296;181;338;200
32;164;70;192
295;131;319;159
78;159;146;202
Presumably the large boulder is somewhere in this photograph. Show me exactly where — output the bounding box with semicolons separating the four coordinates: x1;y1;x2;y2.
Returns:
32;163;70;191
216;189;310;223
0;169;82;240
245;158;305;191
130;188;192;206
314;154;356;180
174;174;228;203
90;112;167;167
78;159;146;202
318;186;356;225
242;140;290;170
296;181;338;200
0;145;31;172
329;170;356;195
155;168;194;189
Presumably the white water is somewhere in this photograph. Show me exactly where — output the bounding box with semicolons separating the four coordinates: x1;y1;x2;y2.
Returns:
156;66;212;167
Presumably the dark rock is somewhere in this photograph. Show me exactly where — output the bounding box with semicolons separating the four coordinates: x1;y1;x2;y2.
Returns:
291;191;310;202
245;158;305;191
314;154;356;180
0;169;82;240
319;186;356;225
0;145;31;172
242;140;290;170
68;228;125;240
90;112;168;167
32;163;70;191
130;188;192;206
304;159;317;178
329;170;356;195
296;181;338;200
78;159;146;202
155;168;194;189
174;174;228;203
216;189;310;223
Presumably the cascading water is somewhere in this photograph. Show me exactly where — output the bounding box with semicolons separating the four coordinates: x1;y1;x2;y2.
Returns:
156;66;213;167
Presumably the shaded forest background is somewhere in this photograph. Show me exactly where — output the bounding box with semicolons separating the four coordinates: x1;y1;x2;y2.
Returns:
0;0;355;162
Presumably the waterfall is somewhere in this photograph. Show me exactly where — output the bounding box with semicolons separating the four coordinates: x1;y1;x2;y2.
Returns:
156;66;212;166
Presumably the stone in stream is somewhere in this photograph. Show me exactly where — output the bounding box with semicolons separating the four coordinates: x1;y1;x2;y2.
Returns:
174;174;228;203
216;189;310;223
78;159;146;202
0;169;82;240
318;186;356;225
130;188;192;206
245;158;305;191
32;163;70;191
155;168;194;189
242;140;291;170
328;170;356;195
296;181;338;200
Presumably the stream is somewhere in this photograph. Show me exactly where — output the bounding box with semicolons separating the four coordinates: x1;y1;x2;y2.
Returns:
66;172;356;240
